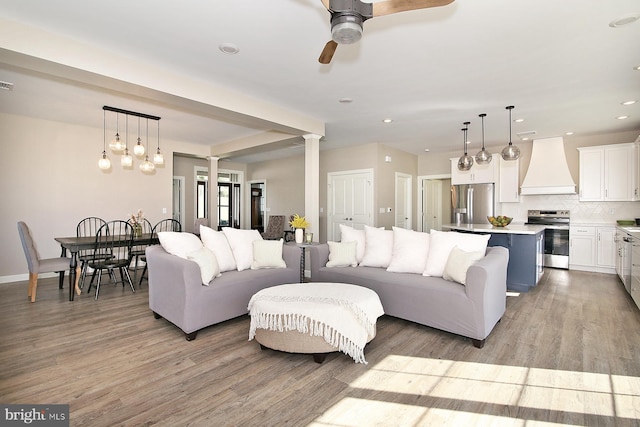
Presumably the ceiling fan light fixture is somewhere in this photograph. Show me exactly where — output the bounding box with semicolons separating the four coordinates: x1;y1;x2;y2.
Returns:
331;13;363;44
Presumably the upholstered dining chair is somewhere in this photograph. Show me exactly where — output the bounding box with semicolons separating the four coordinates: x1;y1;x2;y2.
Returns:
76;216;108;290
138;218;182;286
130;218;152;283
261;215;285;240
86;220;135;300
17;221;70;302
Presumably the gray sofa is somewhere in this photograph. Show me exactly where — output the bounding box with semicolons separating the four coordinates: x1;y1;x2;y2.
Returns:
146;244;301;340
308;244;509;348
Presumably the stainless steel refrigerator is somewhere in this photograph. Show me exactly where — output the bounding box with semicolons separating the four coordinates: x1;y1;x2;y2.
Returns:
451;183;495;225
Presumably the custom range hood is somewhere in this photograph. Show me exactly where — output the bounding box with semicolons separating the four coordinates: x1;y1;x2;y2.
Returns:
520;136;576;195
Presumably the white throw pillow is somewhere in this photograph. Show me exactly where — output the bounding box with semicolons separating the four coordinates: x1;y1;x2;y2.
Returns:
339;224;366;264
326;241;358;267
423;230;490;277
157;232;203;259
360;225;394;268
251;239;286;269
187;246;221;285
222;227;263;271
386;227;430;274
443;246;485;285
199;225;237;272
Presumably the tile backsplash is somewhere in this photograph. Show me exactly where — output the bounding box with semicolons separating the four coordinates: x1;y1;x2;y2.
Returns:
498;194;640;225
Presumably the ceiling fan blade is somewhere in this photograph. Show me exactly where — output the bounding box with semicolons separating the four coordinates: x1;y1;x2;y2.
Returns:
318;40;338;64
373;0;454;17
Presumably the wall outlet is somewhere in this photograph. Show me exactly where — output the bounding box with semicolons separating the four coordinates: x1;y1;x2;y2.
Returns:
162;207;167;214
379;207;385;214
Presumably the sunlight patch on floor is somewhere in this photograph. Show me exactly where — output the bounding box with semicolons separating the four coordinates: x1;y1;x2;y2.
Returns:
309;354;640;425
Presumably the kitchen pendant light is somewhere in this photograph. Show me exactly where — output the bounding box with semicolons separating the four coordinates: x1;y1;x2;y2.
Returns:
457;121;473;171
121;115;133;167
98;110;111;170
475;113;492;165
501;105;520;161
133;116;145;157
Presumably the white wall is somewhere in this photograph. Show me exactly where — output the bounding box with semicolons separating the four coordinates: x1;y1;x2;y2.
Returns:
0;112;209;282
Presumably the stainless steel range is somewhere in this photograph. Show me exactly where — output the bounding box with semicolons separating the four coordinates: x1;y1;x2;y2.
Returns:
526;210;570;269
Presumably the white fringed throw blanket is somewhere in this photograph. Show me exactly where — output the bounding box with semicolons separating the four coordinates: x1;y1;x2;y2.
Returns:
248;283;384;364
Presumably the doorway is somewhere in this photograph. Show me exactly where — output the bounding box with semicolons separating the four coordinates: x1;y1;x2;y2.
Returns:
395;172;412;229
419;175;451;232
250;182;265;232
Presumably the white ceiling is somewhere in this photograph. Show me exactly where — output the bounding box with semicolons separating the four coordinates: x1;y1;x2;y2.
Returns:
0;0;639;163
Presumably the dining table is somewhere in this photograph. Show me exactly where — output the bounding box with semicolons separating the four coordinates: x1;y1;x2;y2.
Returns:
55;233;157;301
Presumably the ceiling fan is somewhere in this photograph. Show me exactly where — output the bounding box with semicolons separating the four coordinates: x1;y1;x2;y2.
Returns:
318;0;454;64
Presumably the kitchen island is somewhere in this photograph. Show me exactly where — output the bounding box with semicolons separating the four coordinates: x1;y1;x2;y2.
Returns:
443;223;546;292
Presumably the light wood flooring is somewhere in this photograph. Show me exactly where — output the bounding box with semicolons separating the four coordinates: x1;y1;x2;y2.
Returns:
1;269;640;426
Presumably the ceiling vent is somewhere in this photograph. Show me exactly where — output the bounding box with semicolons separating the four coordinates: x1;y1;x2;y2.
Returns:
0;81;14;91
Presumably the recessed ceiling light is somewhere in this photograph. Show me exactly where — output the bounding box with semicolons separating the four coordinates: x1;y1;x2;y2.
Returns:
382;118;393;123
565;132;574;136
514;118;524;123
635;65;640;71
339;97;353;103
609;13;640;27
424;148;430;152
218;43;239;54
622;100;637;106
617;115;629;120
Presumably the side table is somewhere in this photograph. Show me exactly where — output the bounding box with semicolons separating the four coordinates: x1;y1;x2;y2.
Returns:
285;242;317;282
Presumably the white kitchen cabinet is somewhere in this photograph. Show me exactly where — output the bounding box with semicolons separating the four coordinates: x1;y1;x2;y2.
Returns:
450;158;496;185
570;225;616;273
631;238;640;310
596;226;615;269
570;226;596;268
577;143;638;201
498;157;519;203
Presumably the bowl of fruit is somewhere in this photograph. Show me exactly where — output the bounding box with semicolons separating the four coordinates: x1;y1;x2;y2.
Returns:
488;215;513;227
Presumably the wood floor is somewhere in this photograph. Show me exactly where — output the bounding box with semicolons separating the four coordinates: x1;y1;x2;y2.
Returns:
1;268;640;426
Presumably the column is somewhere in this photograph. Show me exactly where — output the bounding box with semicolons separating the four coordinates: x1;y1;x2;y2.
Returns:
208;156;219;230
303;134;321;241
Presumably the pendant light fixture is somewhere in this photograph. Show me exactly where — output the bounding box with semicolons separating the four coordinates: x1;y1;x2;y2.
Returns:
140;118;155;172
153;120;164;165
501;105;520;161
457;121;473;171
99;110;111;170
133;116;145;156
121;115;133;167
109;113;125;152
474;113;492;165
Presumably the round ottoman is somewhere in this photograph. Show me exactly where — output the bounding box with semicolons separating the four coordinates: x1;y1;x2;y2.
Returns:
248;282;384;364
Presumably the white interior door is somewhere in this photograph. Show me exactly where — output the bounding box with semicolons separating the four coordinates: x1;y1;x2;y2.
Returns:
395;173;412;229
328;169;374;241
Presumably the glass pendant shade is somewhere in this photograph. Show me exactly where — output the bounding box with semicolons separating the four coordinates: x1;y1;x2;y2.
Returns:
457;122;473;171
153;149;164;165
140;156;155;172
501;105;520;161
109;133;125;152
98;151;111;170
133;137;145;156
475;113;492;165
121;148;133;167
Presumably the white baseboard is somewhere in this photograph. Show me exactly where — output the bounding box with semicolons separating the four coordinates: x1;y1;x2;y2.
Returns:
0;272;59;284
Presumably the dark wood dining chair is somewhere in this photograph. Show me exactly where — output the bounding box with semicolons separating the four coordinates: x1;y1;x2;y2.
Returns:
86;220;135;300
17;221;70;302
130;218;153;283
138;218;182;286
76;216;109;290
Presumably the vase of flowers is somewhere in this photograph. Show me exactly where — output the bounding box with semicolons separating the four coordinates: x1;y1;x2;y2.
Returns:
129;209;144;237
289;214;310;244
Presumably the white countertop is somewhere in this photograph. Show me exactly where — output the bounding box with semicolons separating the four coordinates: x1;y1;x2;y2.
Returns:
443;223;546;235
